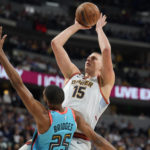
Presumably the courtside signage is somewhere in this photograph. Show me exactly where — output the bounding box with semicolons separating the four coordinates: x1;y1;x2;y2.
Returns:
111;86;150;101
0;65;150;101
0;65;64;88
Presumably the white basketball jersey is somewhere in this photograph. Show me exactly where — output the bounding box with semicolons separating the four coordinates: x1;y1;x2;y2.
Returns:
63;74;109;130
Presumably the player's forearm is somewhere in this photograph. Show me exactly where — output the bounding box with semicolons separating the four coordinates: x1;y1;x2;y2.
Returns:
92;133;116;150
51;24;79;47
96;28;111;53
0;51;23;88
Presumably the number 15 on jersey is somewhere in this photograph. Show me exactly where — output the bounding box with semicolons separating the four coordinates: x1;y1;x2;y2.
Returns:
72;86;86;99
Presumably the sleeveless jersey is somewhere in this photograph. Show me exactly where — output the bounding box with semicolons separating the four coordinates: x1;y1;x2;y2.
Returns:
31;107;77;150
63;74;109;130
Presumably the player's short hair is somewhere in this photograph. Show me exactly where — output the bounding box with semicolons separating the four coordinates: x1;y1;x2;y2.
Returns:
45;85;64;105
93;52;101;56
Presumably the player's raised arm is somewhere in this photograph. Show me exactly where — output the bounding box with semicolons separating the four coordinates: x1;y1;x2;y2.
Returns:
0;27;46;123
96;14;115;99
51;21;90;80
74;110;116;150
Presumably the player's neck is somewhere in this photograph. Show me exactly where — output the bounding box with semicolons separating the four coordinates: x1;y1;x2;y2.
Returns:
49;105;64;112
85;72;99;78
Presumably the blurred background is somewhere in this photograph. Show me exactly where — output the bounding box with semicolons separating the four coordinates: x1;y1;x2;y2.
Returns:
0;0;150;149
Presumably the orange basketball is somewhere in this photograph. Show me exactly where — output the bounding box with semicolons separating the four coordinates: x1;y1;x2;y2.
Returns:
75;2;100;27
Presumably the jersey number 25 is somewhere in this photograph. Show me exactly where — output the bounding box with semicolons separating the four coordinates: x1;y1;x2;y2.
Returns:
49;134;71;150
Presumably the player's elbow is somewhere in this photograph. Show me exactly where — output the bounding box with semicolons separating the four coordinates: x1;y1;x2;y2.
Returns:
51;39;61;50
51;39;57;49
103;47;111;53
51;40;58;52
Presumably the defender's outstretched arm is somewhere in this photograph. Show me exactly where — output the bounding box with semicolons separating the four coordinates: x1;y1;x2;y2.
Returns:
74;110;116;150
0;27;46;123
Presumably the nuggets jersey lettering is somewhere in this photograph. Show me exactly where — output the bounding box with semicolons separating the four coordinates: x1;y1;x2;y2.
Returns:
63;74;109;130
31;108;77;150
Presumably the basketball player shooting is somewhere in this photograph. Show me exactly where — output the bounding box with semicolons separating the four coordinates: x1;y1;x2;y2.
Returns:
51;12;115;150
0;27;116;150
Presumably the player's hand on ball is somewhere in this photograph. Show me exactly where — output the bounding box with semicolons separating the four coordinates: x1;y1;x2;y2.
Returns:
96;13;107;31
0;26;7;53
75;20;92;30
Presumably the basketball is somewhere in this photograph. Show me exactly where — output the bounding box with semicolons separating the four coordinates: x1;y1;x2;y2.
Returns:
75;2;100;27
